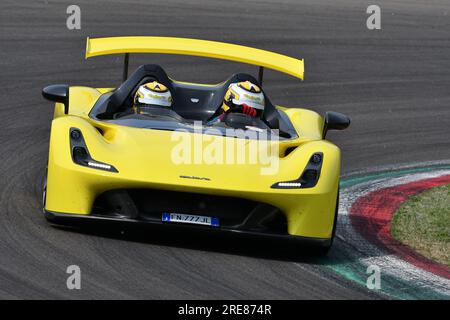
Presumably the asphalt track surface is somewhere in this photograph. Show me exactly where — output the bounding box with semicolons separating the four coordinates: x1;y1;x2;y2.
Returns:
0;0;449;299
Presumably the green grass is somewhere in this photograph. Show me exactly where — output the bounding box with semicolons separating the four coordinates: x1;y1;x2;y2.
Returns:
391;184;450;266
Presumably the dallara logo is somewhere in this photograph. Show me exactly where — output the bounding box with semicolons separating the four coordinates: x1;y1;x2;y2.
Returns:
179;175;211;181
243;93;262;102
147;93;165;100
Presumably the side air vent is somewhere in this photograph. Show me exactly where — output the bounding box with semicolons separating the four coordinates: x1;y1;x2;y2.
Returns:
280;145;298;158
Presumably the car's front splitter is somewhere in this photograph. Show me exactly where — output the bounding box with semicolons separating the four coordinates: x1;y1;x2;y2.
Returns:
44;210;331;248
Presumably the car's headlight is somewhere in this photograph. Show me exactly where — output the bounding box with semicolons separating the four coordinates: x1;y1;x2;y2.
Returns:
271;152;323;189
70;128;118;173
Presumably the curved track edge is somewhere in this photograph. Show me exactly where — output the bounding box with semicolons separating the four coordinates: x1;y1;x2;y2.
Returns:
325;161;450;300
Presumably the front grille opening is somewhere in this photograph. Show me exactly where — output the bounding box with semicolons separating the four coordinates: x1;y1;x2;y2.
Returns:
92;189;288;234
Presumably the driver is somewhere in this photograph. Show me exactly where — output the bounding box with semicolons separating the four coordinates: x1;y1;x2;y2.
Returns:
208;81;265;125
133;81;173;114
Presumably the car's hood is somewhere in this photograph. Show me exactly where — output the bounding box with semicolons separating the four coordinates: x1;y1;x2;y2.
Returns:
87;121;322;192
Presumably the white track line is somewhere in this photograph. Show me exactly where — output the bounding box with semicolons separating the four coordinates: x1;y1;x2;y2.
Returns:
338;170;450;296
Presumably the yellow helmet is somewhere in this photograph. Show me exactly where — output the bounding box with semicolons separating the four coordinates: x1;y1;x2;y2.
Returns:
134;81;172;113
222;81;265;113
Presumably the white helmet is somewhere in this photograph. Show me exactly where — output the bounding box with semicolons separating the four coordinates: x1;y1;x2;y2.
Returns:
134;81;172;110
222;81;265;113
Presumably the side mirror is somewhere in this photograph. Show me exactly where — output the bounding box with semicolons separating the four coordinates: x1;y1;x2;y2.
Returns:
323;111;350;138
42;84;69;114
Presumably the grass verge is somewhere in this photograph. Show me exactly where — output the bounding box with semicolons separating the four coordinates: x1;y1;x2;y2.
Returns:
391;184;450;266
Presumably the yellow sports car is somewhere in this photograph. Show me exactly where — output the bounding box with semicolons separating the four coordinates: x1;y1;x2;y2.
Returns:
42;37;350;255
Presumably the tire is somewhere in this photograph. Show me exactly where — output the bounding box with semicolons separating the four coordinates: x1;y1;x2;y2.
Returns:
42;167;47;215
306;186;340;257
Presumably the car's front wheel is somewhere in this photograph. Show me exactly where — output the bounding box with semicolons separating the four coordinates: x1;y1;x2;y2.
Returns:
42;167;47;214
313;187;340;256
294;187;339;257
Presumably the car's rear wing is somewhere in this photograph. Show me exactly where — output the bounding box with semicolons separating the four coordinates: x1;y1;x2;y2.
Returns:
85;36;304;83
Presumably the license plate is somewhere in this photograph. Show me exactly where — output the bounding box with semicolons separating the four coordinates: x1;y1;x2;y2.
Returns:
162;213;219;227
